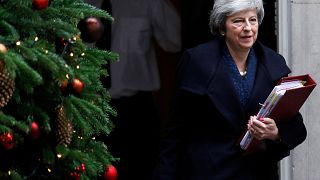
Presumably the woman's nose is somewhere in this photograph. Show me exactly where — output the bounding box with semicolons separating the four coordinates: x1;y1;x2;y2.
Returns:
243;20;252;30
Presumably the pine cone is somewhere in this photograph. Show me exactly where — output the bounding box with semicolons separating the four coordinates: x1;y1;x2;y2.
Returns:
0;60;4;72
55;105;73;146
0;71;15;108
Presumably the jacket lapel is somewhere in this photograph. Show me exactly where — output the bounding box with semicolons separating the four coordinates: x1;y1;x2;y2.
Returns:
178;38;246;133
245;62;275;116
246;42;291;117
206;53;247;133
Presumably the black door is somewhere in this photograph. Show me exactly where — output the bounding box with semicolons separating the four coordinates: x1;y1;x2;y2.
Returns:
181;0;278;51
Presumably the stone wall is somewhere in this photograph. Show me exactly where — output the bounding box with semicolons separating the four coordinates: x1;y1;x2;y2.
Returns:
289;1;320;179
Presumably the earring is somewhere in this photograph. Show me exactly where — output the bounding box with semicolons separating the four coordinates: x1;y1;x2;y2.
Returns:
221;32;225;36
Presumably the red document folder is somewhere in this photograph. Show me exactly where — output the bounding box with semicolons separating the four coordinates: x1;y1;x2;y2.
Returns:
239;74;317;155
268;74;316;121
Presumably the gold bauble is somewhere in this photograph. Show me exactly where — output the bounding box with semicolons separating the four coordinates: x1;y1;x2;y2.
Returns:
0;43;8;53
0;43;7;72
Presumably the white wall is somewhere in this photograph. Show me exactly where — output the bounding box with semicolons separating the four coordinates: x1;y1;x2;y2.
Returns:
279;0;320;180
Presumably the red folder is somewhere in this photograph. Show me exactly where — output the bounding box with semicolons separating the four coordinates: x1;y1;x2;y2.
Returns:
268;74;316;121
240;74;317;155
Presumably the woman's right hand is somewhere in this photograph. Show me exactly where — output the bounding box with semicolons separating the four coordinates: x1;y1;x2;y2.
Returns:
247;116;280;141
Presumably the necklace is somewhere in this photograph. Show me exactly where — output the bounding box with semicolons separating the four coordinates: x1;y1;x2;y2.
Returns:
239;66;248;77
239;70;247;77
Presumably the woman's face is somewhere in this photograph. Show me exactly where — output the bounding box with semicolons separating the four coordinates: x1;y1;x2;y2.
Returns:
224;9;258;52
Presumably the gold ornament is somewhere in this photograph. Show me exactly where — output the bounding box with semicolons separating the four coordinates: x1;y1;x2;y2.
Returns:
0;72;15;108
0;43;7;53
55;105;73;146
0;43;8;74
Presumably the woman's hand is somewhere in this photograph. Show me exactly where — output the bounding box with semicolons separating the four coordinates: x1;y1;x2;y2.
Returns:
247;116;280;141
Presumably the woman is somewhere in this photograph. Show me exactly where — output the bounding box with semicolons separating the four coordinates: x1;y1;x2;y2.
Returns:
152;0;307;179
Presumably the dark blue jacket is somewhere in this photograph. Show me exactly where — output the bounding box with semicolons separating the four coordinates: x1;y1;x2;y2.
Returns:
153;38;307;180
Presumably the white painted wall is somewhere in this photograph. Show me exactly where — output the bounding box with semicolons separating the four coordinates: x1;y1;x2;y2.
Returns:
279;0;320;180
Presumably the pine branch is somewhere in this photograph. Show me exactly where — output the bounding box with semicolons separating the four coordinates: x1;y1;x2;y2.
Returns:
66;96;112;137
0;113;29;133
66;100;91;136
0;20;20;44
0;124;12;133
7;52;43;93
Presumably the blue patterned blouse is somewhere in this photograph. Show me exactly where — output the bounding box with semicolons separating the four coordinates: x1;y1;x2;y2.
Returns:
222;47;258;107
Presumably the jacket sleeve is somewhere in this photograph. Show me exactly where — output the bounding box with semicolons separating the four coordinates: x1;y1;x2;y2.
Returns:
151;0;181;52
265;112;307;161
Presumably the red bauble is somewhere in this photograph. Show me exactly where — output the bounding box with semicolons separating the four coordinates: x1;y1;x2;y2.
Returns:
29;121;41;139
75;163;86;173
59;80;70;95
103;165;118;180
55;37;71;54
69;171;80;180
78;17;104;43
32;0;49;10
72;78;84;94
0;132;15;150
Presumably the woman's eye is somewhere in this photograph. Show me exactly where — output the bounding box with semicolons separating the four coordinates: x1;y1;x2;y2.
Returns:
250;18;257;22
233;19;244;26
233;19;243;23
249;18;258;25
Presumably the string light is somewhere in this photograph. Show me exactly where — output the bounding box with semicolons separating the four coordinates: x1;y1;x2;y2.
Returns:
81;52;85;56
48;168;52;173
57;154;62;159
66;74;70;79
76;65;80;69
16;41;21;46
34;37;39;41
8;171;11;175
70;52;74;57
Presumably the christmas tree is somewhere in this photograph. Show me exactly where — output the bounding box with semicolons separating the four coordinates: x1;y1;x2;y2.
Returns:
0;0;119;179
